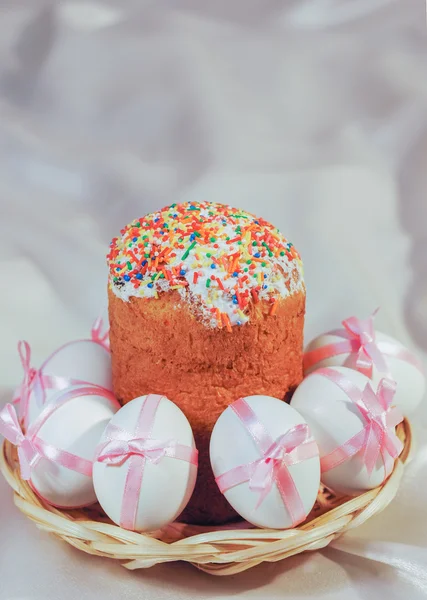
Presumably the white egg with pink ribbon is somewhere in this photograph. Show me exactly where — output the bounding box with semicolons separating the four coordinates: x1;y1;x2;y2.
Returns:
304;309;425;415
92;394;199;532
292;366;404;495
13;317;112;430
210;396;321;529
0;384;120;508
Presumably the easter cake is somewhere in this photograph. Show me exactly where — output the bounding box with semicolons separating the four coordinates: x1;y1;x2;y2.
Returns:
107;201;305;524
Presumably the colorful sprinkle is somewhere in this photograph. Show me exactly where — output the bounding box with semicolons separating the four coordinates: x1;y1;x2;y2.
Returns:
222;312;233;333
181;240;197;261
107;201;303;329
270;300;278;316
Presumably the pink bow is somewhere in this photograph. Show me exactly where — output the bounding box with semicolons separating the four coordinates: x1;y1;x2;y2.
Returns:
95;394;198;531
341;310;388;376
215;398;319;527
303;309;424;377
96;427;184;467
16;341;47;421
249;425;318;510
0;404;41;480
318;368;404;477
91;317;110;351
355;379;403;475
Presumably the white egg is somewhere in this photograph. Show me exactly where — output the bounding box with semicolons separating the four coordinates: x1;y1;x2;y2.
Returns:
304;330;425;415
24;340;112;428
28;385;120;507
291;366;403;495
93;395;198;532
209;396;320;529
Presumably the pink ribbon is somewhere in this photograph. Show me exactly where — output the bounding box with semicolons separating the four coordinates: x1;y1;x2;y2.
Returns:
0;385;117;482
15;338;112;429
0;404;42;479
91;316;110;351
16;341;48;420
317;368;404;477
215;398;319;527
95;394;198;531
303;309;424;378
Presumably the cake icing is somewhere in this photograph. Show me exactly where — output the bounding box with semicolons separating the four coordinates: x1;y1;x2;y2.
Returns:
107;201;304;329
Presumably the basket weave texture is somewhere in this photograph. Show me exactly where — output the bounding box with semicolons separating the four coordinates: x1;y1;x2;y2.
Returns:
0;420;411;576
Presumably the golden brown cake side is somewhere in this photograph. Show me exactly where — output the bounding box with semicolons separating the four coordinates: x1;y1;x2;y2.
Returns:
108;287;305;524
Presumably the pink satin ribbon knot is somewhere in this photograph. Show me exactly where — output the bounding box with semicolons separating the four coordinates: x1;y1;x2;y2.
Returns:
97;427;195;467
15;341;48;419
0;404;42;479
356;378;403;475
303;309;424;378
215;398;319;527
318;368;404;477
95;394;198;531
341;310;389;376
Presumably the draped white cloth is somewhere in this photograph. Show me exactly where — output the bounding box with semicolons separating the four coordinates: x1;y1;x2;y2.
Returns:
1;0;427;598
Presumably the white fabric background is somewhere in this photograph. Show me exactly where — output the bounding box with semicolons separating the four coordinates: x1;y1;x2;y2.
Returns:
1;0;427;598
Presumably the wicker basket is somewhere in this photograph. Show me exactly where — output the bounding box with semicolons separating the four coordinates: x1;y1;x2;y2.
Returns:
0;420;411;576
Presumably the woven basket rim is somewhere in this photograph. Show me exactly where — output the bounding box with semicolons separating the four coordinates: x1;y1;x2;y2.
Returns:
0;419;412;576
